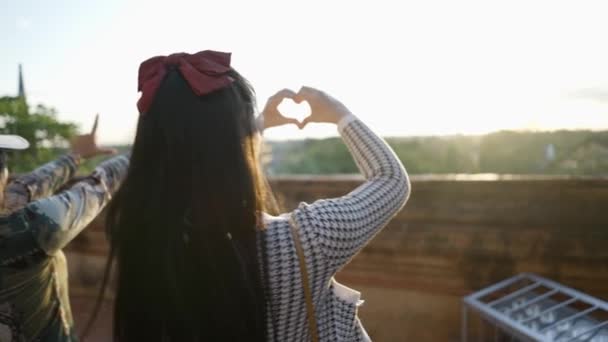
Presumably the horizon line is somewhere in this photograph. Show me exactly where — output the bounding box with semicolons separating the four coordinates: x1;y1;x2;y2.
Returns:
98;126;608;146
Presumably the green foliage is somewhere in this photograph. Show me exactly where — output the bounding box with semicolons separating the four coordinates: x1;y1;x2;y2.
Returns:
388;136;480;174
263;130;608;176
89;130;608;176
477;130;606;174
265;138;357;174
0;97;78;173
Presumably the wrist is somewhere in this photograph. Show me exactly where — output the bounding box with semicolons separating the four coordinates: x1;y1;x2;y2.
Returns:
68;152;83;165
337;113;357;132
333;111;351;123
329;103;353;123
255;115;265;132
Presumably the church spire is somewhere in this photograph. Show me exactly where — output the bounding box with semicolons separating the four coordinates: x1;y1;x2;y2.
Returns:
18;64;26;100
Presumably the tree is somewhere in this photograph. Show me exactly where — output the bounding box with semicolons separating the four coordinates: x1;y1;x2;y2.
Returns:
0;96;77;173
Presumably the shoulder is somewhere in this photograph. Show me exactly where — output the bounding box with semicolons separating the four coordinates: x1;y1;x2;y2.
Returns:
260;205;319;239
0;209;46;266
20;197;66;229
259;209;322;259
0;207;36;238
5;199;68;255
261;212;289;225
259;212;290;239
0;211;23;240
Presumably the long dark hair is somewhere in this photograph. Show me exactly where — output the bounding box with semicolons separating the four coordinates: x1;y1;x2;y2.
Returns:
85;68;276;341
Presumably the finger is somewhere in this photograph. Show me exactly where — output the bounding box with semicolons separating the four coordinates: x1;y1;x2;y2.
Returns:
294;86;315;103
91;114;99;135
283;117;300;126
298;116;314;129
269;89;296;104
270;88;296;100
277;88;296;98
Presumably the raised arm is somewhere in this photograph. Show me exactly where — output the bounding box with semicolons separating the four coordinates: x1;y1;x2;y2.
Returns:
289;87;411;273
4;154;81;211
21;154;129;255
4;114;116;211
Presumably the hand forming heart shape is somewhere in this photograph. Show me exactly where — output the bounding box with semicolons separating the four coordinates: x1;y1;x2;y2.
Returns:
258;86;351;131
277;98;312;123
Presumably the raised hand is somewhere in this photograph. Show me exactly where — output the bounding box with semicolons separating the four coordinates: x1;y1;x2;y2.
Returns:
70;114;117;159
293;86;352;129
257;89;301;131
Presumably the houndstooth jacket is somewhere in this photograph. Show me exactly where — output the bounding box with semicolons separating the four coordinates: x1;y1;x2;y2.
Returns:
261;115;411;341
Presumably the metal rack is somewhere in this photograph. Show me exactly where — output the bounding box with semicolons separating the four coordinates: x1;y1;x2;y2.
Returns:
462;273;608;341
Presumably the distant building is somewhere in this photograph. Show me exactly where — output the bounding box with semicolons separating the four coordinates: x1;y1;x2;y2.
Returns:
0;65;29;132
545;143;556;162
18;64;26;101
1;64;27;104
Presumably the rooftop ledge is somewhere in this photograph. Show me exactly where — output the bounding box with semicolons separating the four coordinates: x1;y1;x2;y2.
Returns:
269;173;608;182
67;171;608;341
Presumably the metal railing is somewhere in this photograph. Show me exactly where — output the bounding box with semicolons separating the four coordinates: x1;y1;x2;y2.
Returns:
462;273;608;341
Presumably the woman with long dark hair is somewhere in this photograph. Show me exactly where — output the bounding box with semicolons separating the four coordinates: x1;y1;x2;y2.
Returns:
99;50;410;341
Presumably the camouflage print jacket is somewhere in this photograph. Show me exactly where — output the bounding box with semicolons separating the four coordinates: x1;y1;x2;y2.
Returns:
0;154;129;342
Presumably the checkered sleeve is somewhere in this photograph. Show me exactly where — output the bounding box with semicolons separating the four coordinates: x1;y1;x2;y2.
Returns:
294;116;410;272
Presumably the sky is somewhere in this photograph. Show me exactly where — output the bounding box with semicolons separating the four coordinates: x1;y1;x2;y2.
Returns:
1;0;608;144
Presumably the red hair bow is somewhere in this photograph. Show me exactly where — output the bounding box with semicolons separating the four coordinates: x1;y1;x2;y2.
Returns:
137;50;234;114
